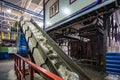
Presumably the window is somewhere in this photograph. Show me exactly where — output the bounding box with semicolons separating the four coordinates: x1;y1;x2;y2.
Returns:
49;0;59;18
69;0;76;4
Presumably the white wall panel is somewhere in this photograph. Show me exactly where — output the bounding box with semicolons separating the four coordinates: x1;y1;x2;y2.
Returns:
45;0;98;28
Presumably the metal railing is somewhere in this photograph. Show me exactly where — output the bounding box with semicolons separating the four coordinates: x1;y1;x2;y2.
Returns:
14;54;63;80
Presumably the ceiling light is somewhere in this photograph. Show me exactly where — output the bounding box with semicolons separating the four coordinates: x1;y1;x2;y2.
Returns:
7;9;12;13
7;28;10;31
46;21;51;26
63;8;71;15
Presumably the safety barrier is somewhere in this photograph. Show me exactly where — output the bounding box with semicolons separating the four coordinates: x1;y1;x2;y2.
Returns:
14;54;63;80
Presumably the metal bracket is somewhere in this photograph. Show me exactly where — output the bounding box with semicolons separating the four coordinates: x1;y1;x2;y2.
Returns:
25;26;29;35
28;33;33;43
31;42;38;55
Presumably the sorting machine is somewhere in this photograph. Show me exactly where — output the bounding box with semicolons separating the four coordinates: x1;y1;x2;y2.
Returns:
20;20;91;80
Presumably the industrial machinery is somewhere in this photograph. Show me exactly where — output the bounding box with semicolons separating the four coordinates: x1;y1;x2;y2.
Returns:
20;20;91;80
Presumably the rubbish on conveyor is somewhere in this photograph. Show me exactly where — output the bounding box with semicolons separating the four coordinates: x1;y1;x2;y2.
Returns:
58;65;79;80
105;74;120;80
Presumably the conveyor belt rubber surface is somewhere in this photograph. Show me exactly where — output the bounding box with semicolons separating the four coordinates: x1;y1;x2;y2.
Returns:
20;20;90;80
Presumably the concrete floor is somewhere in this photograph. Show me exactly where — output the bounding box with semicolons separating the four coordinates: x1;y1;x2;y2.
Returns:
0;59;17;80
0;59;46;80
2;59;119;80
0;59;106;80
77;62;106;80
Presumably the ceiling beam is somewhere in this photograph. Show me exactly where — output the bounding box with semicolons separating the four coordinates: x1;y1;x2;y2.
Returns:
23;0;32;15
0;16;19;21
0;23;11;27
0;14;19;21
0;0;43;19
25;0;32;9
21;0;26;7
16;0;22;6
33;0;43;12
64;35;80;40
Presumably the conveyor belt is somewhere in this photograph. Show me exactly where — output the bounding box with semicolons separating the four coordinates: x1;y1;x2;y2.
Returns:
20;20;90;80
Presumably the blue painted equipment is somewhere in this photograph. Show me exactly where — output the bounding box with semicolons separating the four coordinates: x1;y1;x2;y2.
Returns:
17;33;27;57
106;52;120;75
0;52;9;59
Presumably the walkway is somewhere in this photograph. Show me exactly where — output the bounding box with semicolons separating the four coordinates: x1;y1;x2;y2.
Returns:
0;59;17;80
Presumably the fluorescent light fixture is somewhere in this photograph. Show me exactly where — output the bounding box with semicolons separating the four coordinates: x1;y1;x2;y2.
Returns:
7;28;10;31
47;21;51;26
63;8;71;15
7;9;12;13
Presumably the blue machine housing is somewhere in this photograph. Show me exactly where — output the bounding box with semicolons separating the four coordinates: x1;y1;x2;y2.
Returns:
106;52;120;75
0;52;9;59
18;33;27;57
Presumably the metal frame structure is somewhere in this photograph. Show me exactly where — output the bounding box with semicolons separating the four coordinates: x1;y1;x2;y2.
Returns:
0;0;43;19
19;19;91;80
46;0;120;74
